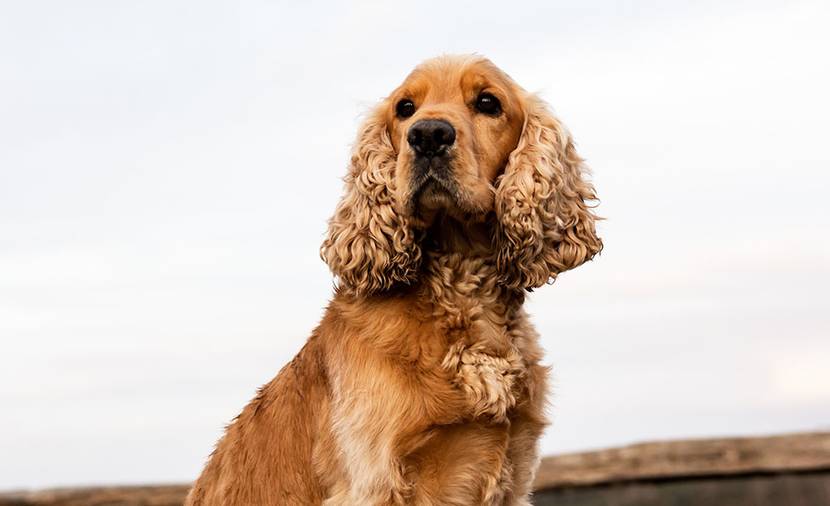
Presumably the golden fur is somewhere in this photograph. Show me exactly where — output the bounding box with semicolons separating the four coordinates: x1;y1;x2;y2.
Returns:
187;55;601;505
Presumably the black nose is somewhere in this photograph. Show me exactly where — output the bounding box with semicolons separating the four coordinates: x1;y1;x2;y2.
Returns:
407;119;456;157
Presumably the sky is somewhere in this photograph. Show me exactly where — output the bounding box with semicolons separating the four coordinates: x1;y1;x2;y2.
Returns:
1;0;829;491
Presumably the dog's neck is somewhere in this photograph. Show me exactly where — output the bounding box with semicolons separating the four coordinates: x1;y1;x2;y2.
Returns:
420;213;495;258
414;215;524;339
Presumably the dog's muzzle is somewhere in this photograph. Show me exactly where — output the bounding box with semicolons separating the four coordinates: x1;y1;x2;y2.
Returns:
407;119;458;201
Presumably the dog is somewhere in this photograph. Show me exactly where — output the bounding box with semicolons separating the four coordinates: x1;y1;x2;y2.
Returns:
186;54;601;505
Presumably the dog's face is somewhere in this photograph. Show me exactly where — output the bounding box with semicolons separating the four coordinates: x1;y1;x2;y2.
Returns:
322;55;602;295
385;58;524;223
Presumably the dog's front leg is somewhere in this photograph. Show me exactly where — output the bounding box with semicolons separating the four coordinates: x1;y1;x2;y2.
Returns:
324;354;416;505
503;362;549;506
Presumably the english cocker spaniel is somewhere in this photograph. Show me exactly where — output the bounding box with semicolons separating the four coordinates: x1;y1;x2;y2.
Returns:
187;55;601;506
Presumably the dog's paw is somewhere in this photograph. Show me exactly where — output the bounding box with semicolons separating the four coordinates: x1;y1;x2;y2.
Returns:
443;343;523;422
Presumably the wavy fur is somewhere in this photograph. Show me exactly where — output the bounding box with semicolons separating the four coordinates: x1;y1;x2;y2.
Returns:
495;95;602;289
320;109;422;295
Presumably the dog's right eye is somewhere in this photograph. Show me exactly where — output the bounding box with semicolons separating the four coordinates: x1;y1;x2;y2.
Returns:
396;99;416;118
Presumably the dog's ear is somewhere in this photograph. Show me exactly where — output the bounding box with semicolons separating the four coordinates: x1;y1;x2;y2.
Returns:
494;95;602;290
320;107;421;296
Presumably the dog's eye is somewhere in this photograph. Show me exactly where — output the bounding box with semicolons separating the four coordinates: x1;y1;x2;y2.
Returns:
475;92;501;115
396;99;416;118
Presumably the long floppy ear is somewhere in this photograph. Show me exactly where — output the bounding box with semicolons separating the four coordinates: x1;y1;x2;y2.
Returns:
320;108;422;295
495;95;602;290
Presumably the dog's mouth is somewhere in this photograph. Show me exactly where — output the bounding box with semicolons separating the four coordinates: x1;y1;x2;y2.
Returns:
410;163;459;213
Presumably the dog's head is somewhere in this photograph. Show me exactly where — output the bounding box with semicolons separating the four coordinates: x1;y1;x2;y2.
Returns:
321;55;602;295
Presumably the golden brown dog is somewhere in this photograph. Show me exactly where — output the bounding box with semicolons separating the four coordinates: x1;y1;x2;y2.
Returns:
187;55;601;505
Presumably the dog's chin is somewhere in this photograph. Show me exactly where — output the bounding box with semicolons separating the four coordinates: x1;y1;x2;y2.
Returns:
416;181;456;211
407;177;459;222
409;178;484;229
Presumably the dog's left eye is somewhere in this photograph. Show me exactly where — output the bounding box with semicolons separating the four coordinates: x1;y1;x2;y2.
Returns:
475;92;501;115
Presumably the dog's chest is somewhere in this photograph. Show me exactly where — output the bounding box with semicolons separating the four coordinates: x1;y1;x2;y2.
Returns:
417;257;531;422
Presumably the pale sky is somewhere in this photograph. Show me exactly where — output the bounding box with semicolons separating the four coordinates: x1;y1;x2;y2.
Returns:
1;0;829;491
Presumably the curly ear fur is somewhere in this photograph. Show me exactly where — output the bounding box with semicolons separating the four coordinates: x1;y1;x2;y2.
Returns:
495;95;602;290
320;109;422;295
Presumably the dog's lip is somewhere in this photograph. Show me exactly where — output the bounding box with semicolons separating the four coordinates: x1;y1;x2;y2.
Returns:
412;172;454;197
411;158;453;186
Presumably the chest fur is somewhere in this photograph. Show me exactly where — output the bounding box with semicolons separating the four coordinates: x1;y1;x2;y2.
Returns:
421;256;530;423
